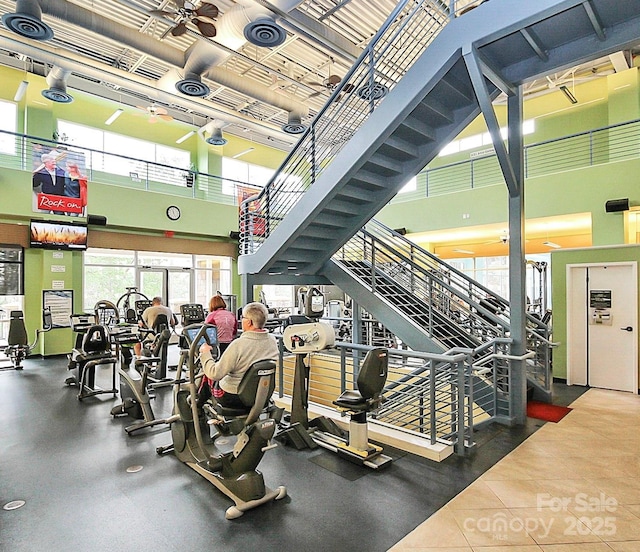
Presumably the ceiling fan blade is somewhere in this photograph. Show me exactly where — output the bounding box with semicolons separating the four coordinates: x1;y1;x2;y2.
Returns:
134;105;148;111
195;19;217;37
153;106;169;115
171;23;188;36
148;116;158;123
149;9;177;17
308;90;324;99
158;114;174;121
173;0;186;8
195;2;219;19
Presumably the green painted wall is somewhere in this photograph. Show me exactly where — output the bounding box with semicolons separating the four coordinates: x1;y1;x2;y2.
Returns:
551;245;640;383
1;65;287;354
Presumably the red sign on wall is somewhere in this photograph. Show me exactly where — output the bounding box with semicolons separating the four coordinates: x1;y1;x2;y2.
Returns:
37;193;84;214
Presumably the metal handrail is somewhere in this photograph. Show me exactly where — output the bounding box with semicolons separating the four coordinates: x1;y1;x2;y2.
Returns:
332;220;552;391
277;339;478;455
0;129;260;205
409;117;640;200
239;0;455;254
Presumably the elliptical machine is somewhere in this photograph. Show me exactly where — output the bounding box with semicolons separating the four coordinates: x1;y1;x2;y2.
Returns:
110;321;174;434
156;323;286;519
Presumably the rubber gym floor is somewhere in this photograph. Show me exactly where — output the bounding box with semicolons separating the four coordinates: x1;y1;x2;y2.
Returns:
0;354;585;552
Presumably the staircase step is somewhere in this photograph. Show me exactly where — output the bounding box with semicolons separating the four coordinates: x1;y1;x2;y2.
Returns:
381;134;421;160
321;198;366;216
349;170;388;190
335;186;376;204
415;97;454;125
363;153;403;175
397;117;437;143
438;73;474;103
312;212;351;227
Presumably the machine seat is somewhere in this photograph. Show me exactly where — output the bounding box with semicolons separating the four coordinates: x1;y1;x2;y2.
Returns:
8;311;28;346
212;359;276;424
333;348;388;413
71;325;112;362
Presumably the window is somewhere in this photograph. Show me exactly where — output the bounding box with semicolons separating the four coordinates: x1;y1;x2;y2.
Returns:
261;285;294;310
0;99;17;154
0;245;24;342
57;120;190;185
399;176;417;193
222;157;275;195
83;248;232;312
447;253;551;309
438;120;535;157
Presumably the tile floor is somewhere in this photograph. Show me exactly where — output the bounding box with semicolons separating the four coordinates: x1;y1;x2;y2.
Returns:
388;388;640;551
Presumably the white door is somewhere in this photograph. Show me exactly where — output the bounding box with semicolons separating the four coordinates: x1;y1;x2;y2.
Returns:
567;263;638;393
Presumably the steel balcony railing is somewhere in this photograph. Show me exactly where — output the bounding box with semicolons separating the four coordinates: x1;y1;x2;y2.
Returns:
0;129;260;205
394;117;640;202
239;0;468;255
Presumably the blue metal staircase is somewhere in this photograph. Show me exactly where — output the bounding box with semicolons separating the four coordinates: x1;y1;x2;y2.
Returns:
239;0;640;278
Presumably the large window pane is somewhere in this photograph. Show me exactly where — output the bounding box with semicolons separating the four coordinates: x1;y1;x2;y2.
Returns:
84;266;136;310
0;100;17;154
138;252;192;267
84;248;135;265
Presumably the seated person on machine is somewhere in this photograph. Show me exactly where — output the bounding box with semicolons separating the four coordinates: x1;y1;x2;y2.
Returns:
134;296;176;356
198;302;278;409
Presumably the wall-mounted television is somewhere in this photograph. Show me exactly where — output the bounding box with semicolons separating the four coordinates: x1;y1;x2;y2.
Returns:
30;220;88;251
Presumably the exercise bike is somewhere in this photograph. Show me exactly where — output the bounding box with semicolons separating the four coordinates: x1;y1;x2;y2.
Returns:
156;323;286;519
1;307;53;369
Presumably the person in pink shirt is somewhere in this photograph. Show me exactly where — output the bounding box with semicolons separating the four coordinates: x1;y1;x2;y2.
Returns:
198;295;239;407
204;295;238;353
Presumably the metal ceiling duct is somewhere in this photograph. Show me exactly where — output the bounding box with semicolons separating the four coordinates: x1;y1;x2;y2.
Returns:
22;0;308;118
282;112;306;134
199;121;228;146
1;0;53;41
42;64;73;103
174;1;301;98
0;32;296;142
207;128;228;146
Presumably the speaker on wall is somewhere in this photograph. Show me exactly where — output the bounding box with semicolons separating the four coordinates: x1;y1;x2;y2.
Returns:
87;214;107;226
605;198;629;213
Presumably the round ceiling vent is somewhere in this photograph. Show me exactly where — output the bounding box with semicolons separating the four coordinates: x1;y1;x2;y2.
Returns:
243;18;286;48
1;12;54;40
206;135;228;146
282;113;307;135
41;88;74;103
206;128;227;146
176;78;210;98
357;82;389;102
282;121;307;134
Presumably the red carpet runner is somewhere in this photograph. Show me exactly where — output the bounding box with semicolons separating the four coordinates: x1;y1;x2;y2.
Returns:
526;401;572;423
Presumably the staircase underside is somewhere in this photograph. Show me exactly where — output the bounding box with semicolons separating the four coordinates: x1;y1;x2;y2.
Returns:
239;0;640;279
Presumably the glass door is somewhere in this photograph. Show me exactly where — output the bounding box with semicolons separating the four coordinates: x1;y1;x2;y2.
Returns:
168;269;192;328
139;267;192;328
139;269;166;303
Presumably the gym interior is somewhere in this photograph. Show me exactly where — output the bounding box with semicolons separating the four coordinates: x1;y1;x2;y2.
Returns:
2;1;640;550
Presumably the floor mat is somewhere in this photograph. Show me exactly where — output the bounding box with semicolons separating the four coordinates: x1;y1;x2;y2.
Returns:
527;400;572;423
309;451;369;481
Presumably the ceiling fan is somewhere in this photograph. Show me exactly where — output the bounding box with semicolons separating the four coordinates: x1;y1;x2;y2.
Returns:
135;104;174;123
150;0;219;38
305;73;355;102
484;231;510;245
